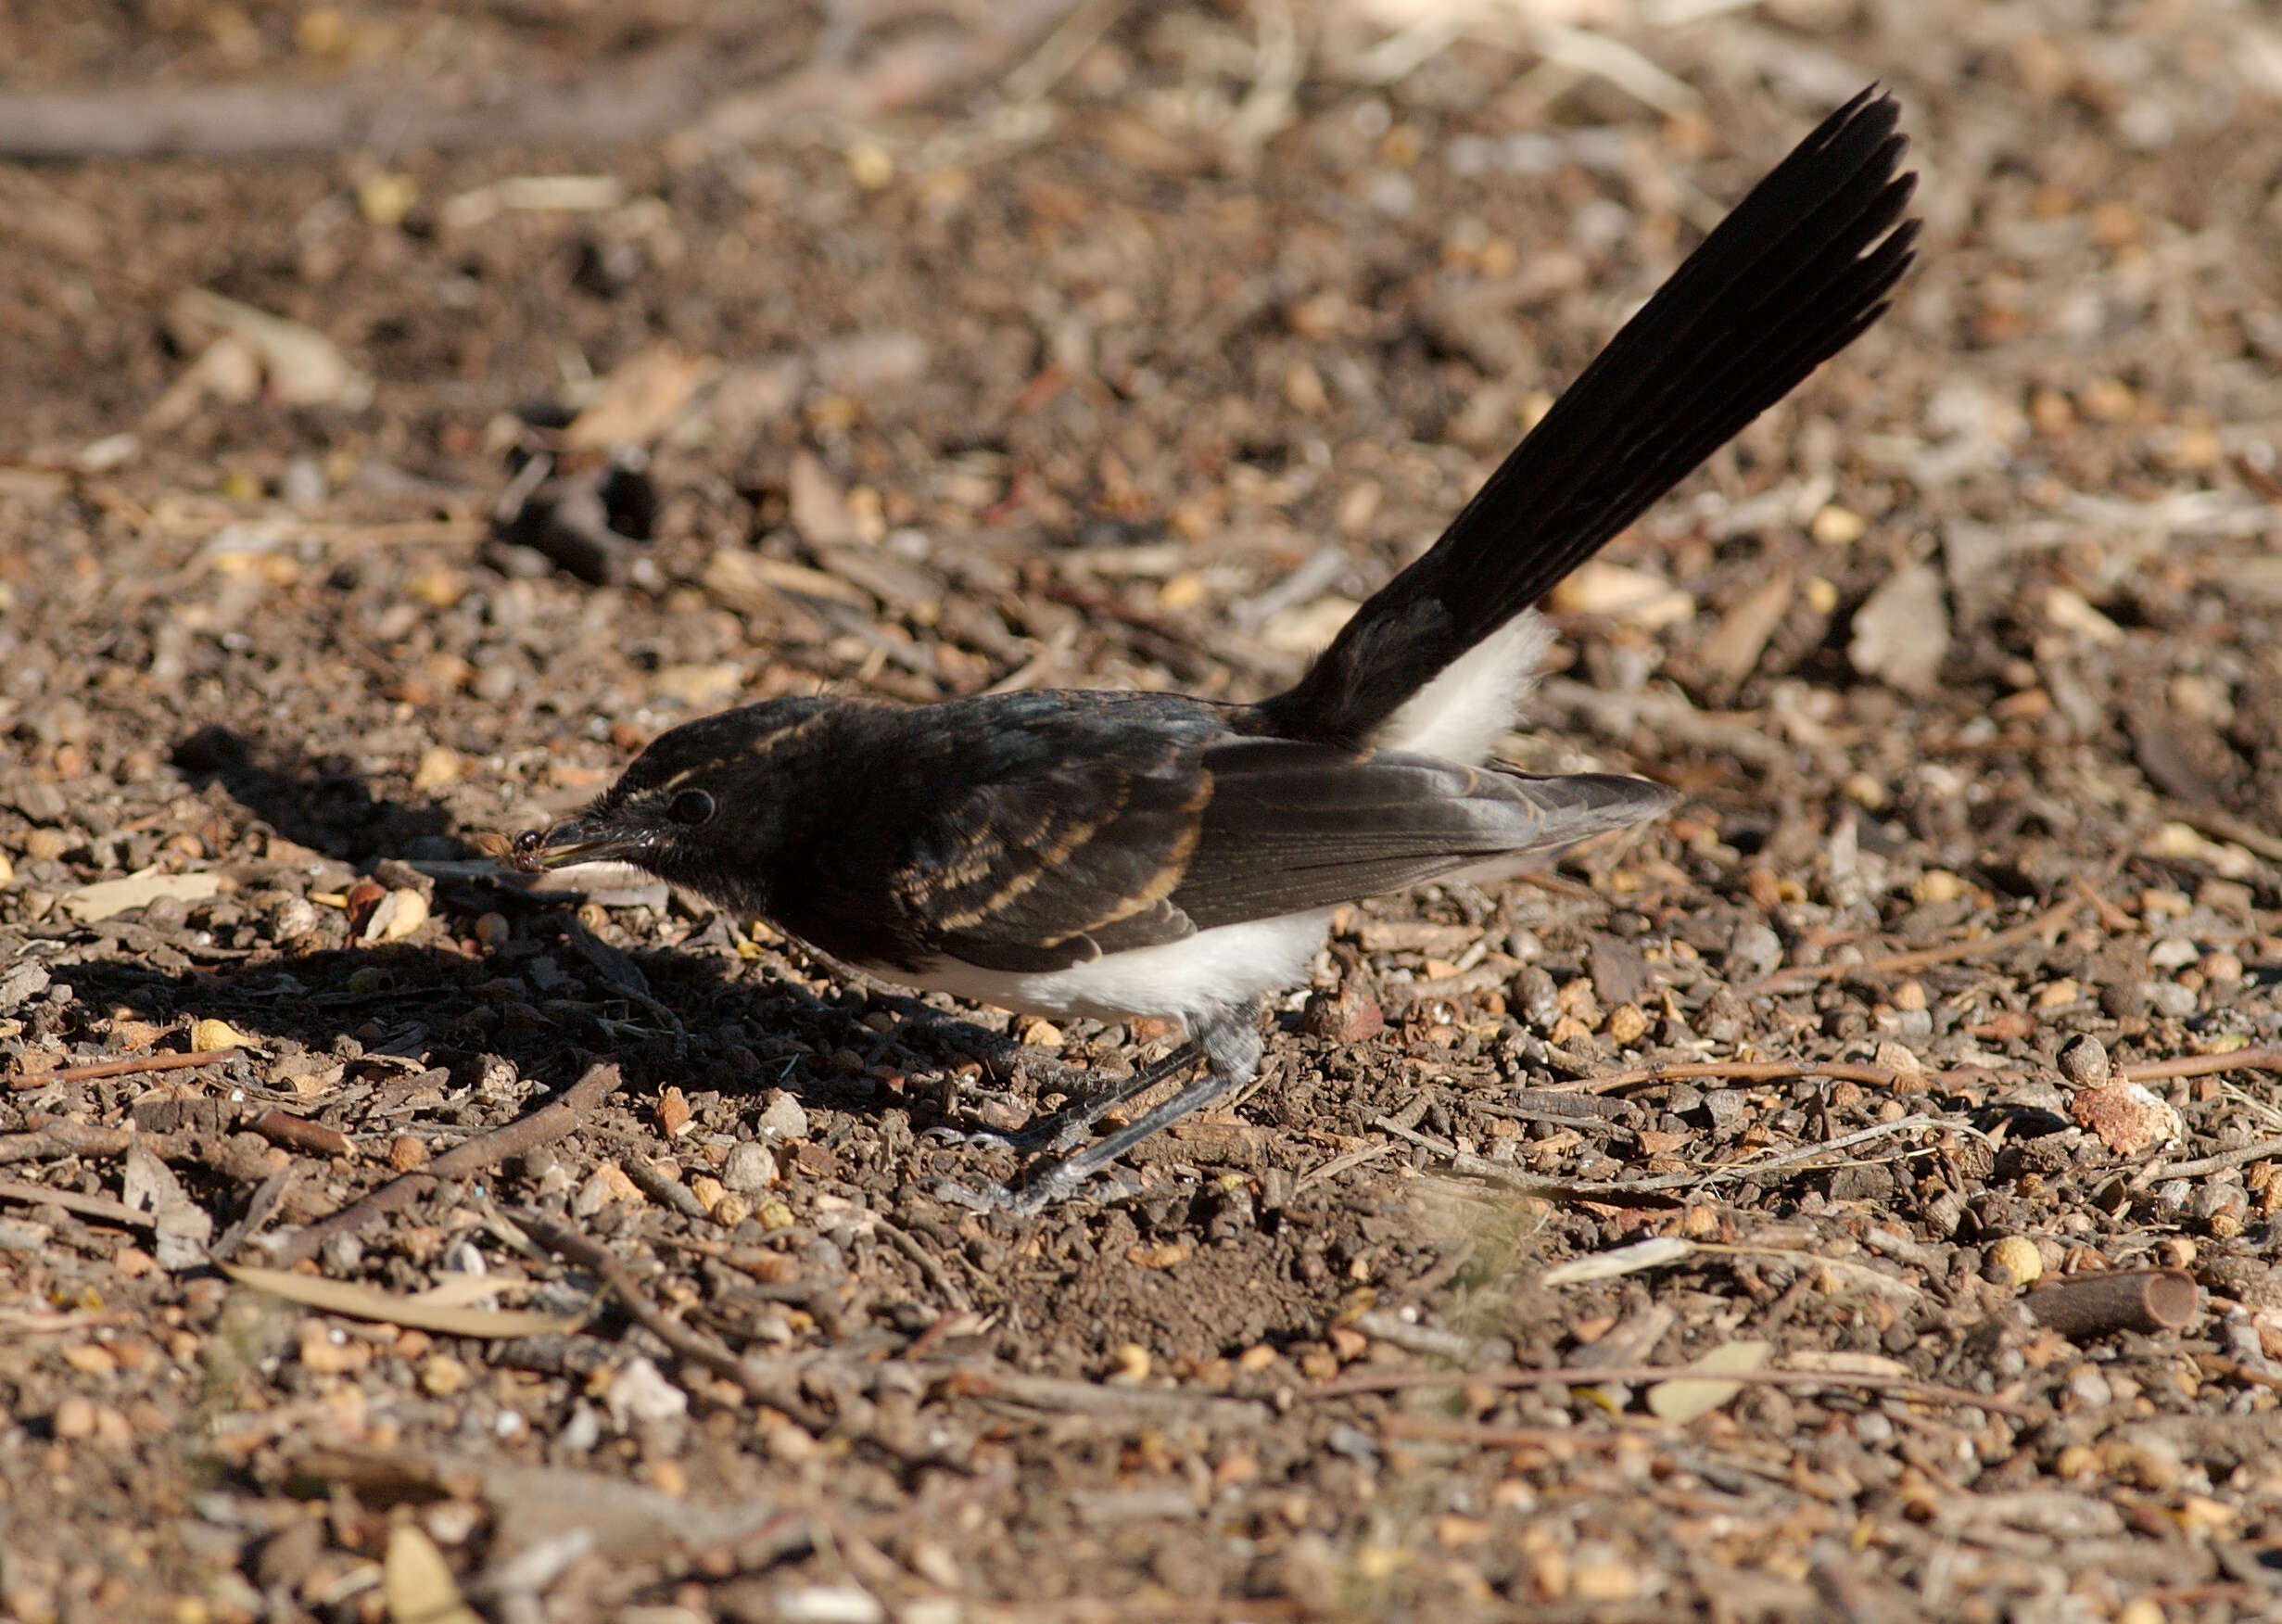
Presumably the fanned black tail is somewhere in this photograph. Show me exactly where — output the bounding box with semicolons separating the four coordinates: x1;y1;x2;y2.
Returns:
1252;85;1919;747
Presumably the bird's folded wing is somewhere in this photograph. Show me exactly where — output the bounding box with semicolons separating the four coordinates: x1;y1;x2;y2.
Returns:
889;722;1211;973
892;721;1668;972
1172;740;1672;927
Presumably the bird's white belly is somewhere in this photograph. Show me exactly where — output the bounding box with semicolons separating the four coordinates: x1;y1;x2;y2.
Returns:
896;909;1337;1024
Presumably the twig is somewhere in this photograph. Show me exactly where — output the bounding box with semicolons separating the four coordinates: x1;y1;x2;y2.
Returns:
2025;1269;2198;1339
1301;1362;2039;1417
1379;1414;1649;1450
1368;1116;1678;1203
1543;1058;1953;1098
248;1109;354;1161
9;1047;241;1091
2118;1047;2282;1087
1292;1138;1398;1194
1745;894;2085;995
2198;1353;2282;1392
517;1211;805;1414
1658;1115;1942;1193
620;1157;712;1221
693;0;1097;147
1378;1111;1947;1199
268;1062;625;1265
953;1600;1303;1624
903;1311;966;1362
2136;1130;2282;1184
929;1364;1270;1426
0;1176;156;1230
0;1123;144;1166
0;42;712;159
2165;804;2282;864
0;3;1097;162
874;1215;973;1314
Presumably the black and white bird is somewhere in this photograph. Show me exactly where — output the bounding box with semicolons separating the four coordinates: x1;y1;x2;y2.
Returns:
516;88;1918;1212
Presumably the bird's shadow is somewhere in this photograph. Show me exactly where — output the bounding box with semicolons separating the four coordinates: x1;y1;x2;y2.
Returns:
171;724;462;867
48;730;1047;1129
50;924;1031;1135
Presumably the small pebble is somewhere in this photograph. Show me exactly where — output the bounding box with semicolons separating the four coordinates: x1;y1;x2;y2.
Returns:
2055;1034;2111;1088
1984;1235;2043;1287
52;1396;97;1440
2148;937;2200;969
1302;985;1384;1043
298;1321;372;1375
2197;1181;2250;1239
754;1090;808;1140
23;828;70;863
266;894;320;941
721;1141;778;1194
2145;981;2198;1019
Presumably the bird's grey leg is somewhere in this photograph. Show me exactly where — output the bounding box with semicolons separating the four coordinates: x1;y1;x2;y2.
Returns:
1013;1039;1205;1152
928;1040;1204;1151
938;1011;1263;1213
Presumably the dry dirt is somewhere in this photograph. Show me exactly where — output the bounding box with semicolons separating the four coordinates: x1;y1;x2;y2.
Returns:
4;3;2282;1621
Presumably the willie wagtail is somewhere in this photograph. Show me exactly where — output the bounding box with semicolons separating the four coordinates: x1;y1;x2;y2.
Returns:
515;87;1919;1212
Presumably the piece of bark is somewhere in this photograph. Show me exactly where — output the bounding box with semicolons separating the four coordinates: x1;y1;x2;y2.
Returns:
2025;1269;2198;1339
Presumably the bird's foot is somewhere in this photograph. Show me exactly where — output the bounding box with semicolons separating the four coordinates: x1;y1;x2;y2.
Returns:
929;1169;1141;1215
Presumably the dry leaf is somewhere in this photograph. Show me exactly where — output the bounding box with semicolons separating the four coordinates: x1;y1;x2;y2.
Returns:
1259;595;1360;653
171;287;367;407
1784;1350;1911;1378
438;173;625;231
1645;1339;1772;1423
361;888;429;944
703;548;872;612
62;869;220;922
220;1263;579;1339
408;1274;526;1310
1697;565;1794;681
191;1017;255;1052
1549;560;1695;629
1540;1237;1693;1287
563;344;718;450
1849;562;1950;695
788;450;859;548
383;1524;483;1624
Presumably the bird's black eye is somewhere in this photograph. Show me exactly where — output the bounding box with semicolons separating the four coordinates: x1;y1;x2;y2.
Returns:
666;789;716;827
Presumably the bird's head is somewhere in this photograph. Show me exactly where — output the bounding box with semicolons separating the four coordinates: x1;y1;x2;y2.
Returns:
509;697;830;898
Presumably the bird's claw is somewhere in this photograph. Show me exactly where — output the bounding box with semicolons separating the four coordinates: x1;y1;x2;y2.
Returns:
928;1167;1141;1215
919;1124;1016;1148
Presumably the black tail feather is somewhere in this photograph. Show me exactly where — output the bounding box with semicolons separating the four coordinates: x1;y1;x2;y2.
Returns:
1253;86;1918;746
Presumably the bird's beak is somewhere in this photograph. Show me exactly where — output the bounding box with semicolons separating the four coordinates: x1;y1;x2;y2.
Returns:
510;818;644;872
